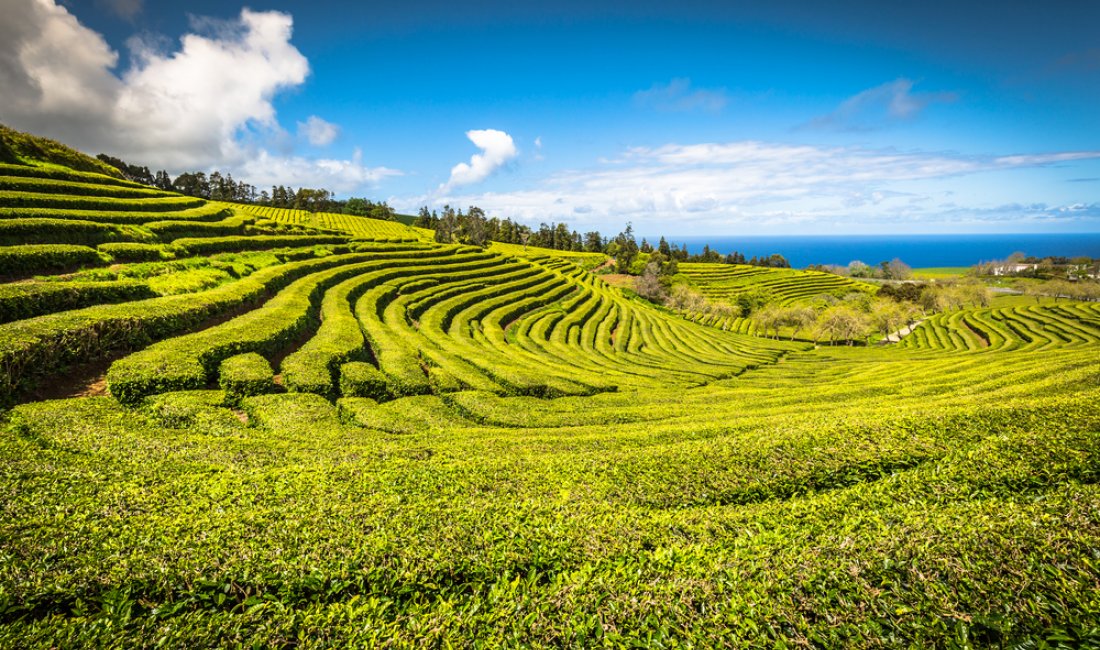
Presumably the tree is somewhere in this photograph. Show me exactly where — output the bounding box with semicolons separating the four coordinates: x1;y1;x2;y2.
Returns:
634;260;667;302
814;304;870;345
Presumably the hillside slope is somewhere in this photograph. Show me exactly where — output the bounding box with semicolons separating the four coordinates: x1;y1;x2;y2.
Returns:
1;129;1099;647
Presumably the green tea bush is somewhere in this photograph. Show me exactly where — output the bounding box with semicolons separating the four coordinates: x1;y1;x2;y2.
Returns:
144;216;249;240
338;361;389;400
0;244;106;277
0;218;153;246
219;353;276;403
171;235;349;256
97;242;171;262
0;279;154;324
0;190;203;212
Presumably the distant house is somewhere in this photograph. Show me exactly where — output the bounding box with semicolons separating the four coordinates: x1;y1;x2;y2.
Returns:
991;262;1037;276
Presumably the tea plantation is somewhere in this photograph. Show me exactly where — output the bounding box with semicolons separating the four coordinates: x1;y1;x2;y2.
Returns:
1;140;1099;647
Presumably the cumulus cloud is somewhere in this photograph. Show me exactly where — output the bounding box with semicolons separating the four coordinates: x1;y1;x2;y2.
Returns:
298;115;339;147
0;1;392;192
804;78;957;131
440;129;517;191
634;78;728;113
424;140;1100;233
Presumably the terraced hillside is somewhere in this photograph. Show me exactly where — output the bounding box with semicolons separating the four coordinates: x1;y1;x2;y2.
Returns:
680;262;875;304
2;143;1099;646
900;301;1100;352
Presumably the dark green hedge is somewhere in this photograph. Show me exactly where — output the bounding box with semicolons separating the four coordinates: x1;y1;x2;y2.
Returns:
0;175;175;198
0;280;155;324
97;242;171;262
0;218;154;246
339;361;390;400
219;353;277;403
0;244;106;277
0;204;231;225
0;253;379;405
171;235;349;256
0;191;203;213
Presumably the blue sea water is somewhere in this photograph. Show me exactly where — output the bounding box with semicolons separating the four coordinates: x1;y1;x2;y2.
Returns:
669;233;1100;268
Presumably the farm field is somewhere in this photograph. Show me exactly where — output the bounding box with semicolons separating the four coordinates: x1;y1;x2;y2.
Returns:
1;142;1099;647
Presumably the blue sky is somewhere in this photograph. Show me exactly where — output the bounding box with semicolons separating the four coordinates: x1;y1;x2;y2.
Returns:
2;0;1098;235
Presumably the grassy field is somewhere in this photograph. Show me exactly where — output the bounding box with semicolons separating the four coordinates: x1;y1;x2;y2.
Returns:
1;134;1099;647
912;266;970;279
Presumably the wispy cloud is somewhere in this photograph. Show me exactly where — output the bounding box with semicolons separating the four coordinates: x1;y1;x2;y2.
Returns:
440;129;518;191
298;115;339;147
421;140;1100;233
634;78;728;113
803;78;957;131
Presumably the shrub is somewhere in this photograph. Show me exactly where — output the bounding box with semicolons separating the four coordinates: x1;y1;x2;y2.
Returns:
219;353;276;403
0;279;154;324
0;244;106;277
98;242;171;262
0;218;153;246
339;361;390;400
171;235;348;256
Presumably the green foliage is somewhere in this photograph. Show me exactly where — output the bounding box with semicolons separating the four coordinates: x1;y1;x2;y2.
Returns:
0;279;154;324
147;267;232;295
143;215;249;240
0;123;123;176
171;234;348;256
0;244;106;277
338;361;390;400
219;353;276;403
97;242;172;262
0;218;153;246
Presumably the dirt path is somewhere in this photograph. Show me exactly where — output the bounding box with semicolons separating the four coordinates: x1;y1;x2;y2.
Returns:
881;320;925;344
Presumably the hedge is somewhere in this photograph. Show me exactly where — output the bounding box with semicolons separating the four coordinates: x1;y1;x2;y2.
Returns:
0;204;231;225
219;353;277;403
338;361;389;400
0;191;203;213
144;216;249;241
106;260;390;404
0;252;381;405
0;244;106;277
97;242;171;262
0;175;175;198
171;235;349;256
0;279;154;324
0;218;154;246
0;163;140;187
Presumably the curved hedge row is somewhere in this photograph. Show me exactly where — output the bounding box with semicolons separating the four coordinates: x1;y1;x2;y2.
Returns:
0;203;232;225
0;218;154;246
0;191;204;213
0;244;106;277
0;279;154;324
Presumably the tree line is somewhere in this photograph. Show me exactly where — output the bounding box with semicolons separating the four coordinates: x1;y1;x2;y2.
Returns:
96;154;398;220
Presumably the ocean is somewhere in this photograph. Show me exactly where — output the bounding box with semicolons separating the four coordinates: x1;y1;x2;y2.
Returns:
667;233;1100;268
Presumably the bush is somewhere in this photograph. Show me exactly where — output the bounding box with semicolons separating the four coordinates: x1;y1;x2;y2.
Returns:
0;244;106;277
97;242;171;262
171;235;349;256
339;362;390;400
0;252;376;405
0;191;203;213
219;353;276;403
144;216;248;241
0;279;154;324
0;204;231;225
0;218;153;246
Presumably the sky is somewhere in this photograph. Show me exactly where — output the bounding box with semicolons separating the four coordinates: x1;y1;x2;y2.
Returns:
1;0;1098;236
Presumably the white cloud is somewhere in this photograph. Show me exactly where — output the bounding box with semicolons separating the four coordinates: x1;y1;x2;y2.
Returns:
440;129;517;191
634;78;728;113
238;149;400;193
298;115;339;147
0;1;392;193
423;140;1100;233
804;78;957;131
